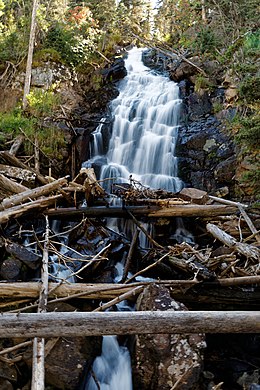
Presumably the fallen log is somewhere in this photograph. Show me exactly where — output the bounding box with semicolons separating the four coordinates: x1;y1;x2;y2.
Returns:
46;204;237;219
238;205;260;244
72;167;106;202
1;276;260;300
0;151;48;185
1;176;68;210
208;195;248;208
0;311;259;337
206;223;260;260
0;164;36;185
0;195;62;225
0;173;28;195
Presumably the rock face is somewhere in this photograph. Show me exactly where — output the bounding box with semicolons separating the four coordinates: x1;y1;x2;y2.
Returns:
177;114;236;194
133;285;206;390
142;49;237;196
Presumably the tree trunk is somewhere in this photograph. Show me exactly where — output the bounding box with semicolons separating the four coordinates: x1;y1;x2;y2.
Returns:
1;177;68;210
46;204;237;220
22;0;39;110
0;195;62;224
206;223;260;260
0;151;48;185
1;276;260;300
0;311;259;338
0;174;28;195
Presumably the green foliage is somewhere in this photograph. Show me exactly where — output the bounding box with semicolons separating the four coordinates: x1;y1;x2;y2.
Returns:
0;0;31;62
239;76;260;104
243;31;260;55
0;109;36;137
45;23;81;66
235;114;260;149
194;75;214;92
45;12;100;67
0;106;66;162
0;31;27;61
26;89;60;117
35;125;66;162
193;27;217;54
33;48;62;65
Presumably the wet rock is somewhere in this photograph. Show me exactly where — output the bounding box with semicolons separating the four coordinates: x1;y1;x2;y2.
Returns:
23;303;101;390
169;60;200;83
5;241;41;270
214;156;236;184
0;360;17;383
237;370;260;389
101;57;127;82
188;91;212;120
0;257;22;281
177;116;235;194
179;187;209;204
0;378;13;390
45;336;97;389
133;284;205;390
74;127;92;164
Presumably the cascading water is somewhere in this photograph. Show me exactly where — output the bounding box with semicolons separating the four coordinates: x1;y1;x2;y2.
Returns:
84;47;186;389
85;47;183;193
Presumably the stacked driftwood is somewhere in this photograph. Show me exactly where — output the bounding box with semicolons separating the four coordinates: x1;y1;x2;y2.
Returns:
0;150;260;389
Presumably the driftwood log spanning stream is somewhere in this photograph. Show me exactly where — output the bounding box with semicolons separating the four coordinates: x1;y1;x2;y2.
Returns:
1;277;260;300
0;312;259;338
46;204;237;219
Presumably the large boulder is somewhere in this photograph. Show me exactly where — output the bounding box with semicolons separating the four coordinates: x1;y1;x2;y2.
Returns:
133;284;206;390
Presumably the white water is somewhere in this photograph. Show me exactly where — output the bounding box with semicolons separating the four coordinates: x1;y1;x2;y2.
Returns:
85;47;183;193
85;47;185;389
86;336;132;390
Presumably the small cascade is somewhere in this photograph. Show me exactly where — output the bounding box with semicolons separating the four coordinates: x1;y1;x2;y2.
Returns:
86;336;132;390
85;263;133;390
90;118;107;157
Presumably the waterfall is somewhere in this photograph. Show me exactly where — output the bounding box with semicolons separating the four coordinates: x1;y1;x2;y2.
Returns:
85;47;183;194
84;47;185;390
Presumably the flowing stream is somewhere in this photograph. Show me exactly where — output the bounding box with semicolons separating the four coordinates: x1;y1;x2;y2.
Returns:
85;47;183;193
85;47;184;389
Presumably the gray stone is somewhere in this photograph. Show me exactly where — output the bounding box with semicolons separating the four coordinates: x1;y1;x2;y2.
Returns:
214;156;236;184
133;285;205;390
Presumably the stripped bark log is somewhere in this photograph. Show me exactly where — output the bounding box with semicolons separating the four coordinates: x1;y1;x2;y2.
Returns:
31;216;49;390
120;229;139;283
93;286;144;312
1;276;260;301
126;209;163;249
1;177;68;210
0;164;36;184
238;205;260;244
0;195;62;225
0;311;259;337
208;195;248;208
206;223;260;260
46;204;238;220
0;173;28;195
0;151;48;185
73;167;106;204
